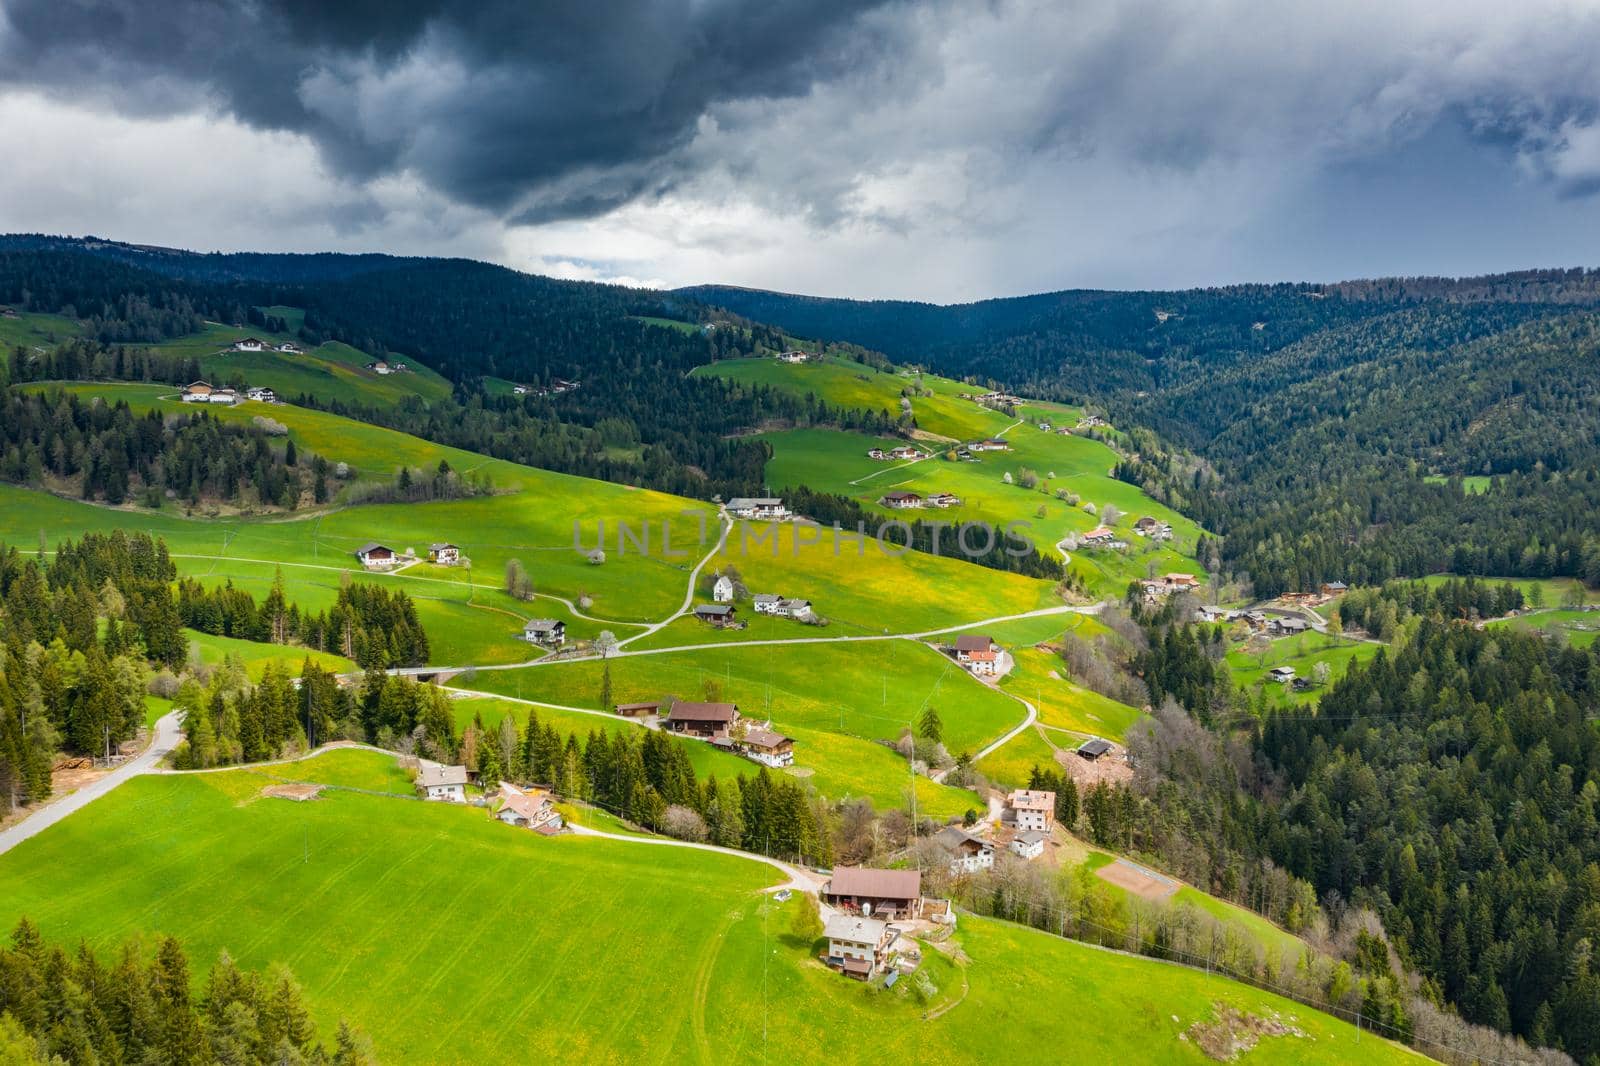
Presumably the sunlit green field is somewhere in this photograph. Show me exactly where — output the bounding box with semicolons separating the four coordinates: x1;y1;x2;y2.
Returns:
147;318;453;406
0;749;1415;1064
1488;607;1600;648
1225;632;1379;706
185;628;355;680
462;640;1021;816
694;356;1205;598
1002;647;1143;739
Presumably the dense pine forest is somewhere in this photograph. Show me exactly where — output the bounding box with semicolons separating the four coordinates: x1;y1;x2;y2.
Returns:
0;919;373;1065
0;532;431;811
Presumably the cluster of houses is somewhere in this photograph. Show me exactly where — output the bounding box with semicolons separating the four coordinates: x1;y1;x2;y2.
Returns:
932;788;1061;874
948;633;1003;677
1077;414;1107;430
354;541;464;571
967;390;1024;408
866;445;926;462
659;700;796;768
752;594;815;621
1138;572;1201;603
180;381;278;405
879;490;962;510
966;438;1011;453
365;359;410;375
512;379;580;397
776;350;812;364
412;761;564;834
707;574;818;625
230;337;302;354
725;497;792;520
1196;606;1313;639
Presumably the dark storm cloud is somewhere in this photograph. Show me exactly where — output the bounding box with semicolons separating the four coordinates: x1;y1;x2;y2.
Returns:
0;0;900;219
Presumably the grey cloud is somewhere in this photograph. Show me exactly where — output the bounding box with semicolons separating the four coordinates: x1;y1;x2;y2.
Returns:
0;0;902;220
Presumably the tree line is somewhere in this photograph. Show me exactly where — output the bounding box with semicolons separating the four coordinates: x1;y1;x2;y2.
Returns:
0;389;310;509
0;918;373;1065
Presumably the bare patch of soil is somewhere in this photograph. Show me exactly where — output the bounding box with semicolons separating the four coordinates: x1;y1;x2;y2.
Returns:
262;783;324;801
1096;857;1179;901
1182;1005;1306;1061
1052;738;1133;787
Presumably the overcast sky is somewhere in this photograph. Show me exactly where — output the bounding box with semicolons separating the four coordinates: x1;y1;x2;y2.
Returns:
3;0;1600;302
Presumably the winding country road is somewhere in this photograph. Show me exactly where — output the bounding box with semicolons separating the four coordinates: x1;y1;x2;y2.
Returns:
0;710;185;857
617;514;734;648
565;822;819;893
390;602;1099;677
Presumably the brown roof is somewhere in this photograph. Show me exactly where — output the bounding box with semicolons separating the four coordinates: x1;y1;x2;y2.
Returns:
615;701;661;712
954;634;995;653
827;866;921;901
667;701;739;723
742;728;791;750
1008;789;1055;811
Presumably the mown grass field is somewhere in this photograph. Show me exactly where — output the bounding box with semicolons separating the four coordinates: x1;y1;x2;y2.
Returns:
185;628;356;679
0;751;1417;1065
696;356;1205;598
149;318;453;407
0;309;83;349
1225;632;1379;706
1489;608;1600;648
462;641;1019;818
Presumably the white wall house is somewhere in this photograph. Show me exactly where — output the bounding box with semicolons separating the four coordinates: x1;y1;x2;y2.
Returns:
712;575;736;602
417;764;468;802
726;497;789;520
1011;831;1046;860
937;826;995;874
823;914;897;979
1007;789;1056;834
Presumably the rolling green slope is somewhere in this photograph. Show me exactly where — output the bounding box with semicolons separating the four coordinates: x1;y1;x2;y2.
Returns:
0;751;1419;1065
695;356;1206;597
155;318;452;406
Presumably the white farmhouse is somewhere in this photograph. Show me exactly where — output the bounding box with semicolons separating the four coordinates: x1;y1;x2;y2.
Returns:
823;913;898;980
417;764;468;802
936;826;995;874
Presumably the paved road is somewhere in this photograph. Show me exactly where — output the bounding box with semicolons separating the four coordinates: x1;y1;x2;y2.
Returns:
618;514;733;649
386;602;1099;678
0;711;184;856
566;822;819;893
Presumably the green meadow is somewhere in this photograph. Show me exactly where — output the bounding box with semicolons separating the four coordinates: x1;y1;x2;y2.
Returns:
0;751;1416;1065
463;641;1023;817
1075;851;1308;967
1488;607;1600;648
0;309;83;349
1225;632;1379;706
1002;647;1144;740
150;318;453;407
185;628;356;679
696;355;1205;598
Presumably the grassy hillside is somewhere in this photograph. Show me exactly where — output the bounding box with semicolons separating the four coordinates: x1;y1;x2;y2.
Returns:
0;309;83;350
0;750;1419;1065
461;640;1016;818
4;382;718;630
153;318;453;407
695;356;1206;597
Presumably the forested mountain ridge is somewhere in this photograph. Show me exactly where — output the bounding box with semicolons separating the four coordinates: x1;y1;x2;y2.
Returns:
686;279;1600;595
